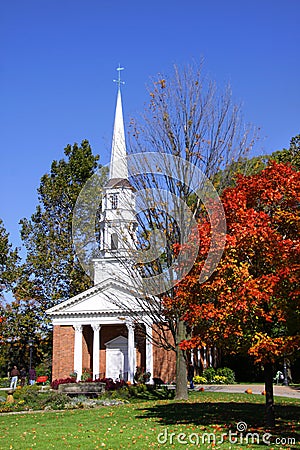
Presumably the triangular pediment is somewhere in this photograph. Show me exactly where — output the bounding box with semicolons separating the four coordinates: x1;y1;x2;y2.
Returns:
105;335;128;348
46;278;143;317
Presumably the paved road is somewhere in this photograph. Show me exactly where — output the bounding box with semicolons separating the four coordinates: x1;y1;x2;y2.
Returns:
194;384;300;399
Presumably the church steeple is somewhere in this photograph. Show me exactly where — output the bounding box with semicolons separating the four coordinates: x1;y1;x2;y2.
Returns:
94;67;138;285
109;66;128;181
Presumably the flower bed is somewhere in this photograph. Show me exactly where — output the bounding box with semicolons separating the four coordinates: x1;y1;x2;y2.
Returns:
51;377;127;391
36;376;49;384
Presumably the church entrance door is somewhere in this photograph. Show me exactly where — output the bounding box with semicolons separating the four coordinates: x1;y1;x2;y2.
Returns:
105;336;128;381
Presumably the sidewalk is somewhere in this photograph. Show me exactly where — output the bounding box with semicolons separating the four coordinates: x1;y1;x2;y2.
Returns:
194;384;300;399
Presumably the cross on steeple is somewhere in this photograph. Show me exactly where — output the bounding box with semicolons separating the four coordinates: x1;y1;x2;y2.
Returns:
113;64;125;90
109;64;127;181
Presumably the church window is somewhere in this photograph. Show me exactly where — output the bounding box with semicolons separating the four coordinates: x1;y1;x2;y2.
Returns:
110;193;118;209
111;233;118;250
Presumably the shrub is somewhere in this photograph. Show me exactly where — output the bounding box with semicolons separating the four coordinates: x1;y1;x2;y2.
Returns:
51;377;128;391
127;384;175;400
193;376;207;384
100;384;174;401
134;367;151;384
81;368;92;381
69;371;78;380
203;367;216;383
51;377;76;390
94;377;127;391
200;367;235;384
7;384;70;411
213;375;227;384
216;367;235;384
35;363;51;379
13;384;40;401
38;391;70;410
0;403;16;413
107;388;130;400
0;377;10;388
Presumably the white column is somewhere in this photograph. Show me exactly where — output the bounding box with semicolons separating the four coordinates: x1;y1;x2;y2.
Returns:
92;324;101;380
203;346;207;369
209;347;213;367
145;323;153;383
190;349;194;363
73;324;83;381
126;323;135;383
197;348;201;369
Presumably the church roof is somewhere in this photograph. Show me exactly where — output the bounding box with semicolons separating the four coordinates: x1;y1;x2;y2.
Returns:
105;177;135;190
109;84;128;181
46;278;145;318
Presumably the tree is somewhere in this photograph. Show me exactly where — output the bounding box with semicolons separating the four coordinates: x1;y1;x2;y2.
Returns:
219;133;300;184
179;161;300;426
267;134;300;170
17;140;106;309
0;219;19;297
12;141;107;369
0;220;20;373
0;298;49;377
110;62;257;399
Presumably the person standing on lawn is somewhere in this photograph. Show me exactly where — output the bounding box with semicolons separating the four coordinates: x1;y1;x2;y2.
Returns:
28;367;36;385
187;362;195;389
10;366;20;389
20;367;27;387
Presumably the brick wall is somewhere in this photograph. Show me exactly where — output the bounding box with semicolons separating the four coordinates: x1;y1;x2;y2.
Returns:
52;325;75;380
153;344;176;383
152;325;176;383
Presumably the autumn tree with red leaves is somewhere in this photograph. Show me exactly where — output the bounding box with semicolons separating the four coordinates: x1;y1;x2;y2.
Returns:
175;161;300;427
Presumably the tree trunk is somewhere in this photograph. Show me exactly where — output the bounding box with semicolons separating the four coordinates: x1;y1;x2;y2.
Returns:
264;362;275;428
174;319;188;400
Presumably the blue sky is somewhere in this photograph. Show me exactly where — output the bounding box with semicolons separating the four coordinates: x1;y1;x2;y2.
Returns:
1;0;300;249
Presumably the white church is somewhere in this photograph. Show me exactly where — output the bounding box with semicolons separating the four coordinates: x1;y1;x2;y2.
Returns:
47;72;177;384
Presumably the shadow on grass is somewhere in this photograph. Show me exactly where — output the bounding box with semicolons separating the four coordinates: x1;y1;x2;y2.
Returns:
135;400;300;442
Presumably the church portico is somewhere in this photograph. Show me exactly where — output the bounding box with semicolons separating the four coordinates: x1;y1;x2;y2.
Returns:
51;315;152;383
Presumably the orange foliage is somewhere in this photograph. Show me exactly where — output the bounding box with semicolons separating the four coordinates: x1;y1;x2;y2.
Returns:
175;162;300;364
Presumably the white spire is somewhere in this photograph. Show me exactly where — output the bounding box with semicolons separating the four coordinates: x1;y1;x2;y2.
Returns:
109;67;128;180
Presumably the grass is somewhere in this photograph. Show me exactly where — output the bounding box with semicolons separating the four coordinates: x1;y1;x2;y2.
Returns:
0;392;299;449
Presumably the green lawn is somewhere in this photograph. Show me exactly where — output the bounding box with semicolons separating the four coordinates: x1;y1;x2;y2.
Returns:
0;392;299;449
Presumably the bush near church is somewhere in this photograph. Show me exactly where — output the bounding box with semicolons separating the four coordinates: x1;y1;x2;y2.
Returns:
193;367;235;384
51;377;127;391
0;385;70;413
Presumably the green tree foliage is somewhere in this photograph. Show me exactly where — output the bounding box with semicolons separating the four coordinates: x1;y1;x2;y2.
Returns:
0;220;20;374
1;141;107;374
0;299;49;376
267;134;300;170
17;140;107;310
0;219;19;296
217;133;300;187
